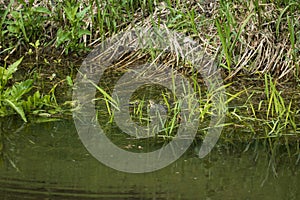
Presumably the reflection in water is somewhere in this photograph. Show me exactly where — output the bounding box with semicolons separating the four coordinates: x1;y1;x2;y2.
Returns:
0;117;26;171
0;119;299;199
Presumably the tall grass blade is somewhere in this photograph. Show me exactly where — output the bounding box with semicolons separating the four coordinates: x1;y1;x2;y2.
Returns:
216;19;231;71
0;0;14;43
88;80;117;106
275;3;297;38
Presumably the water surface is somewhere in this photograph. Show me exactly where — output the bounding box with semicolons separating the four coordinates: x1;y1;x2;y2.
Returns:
0;118;299;199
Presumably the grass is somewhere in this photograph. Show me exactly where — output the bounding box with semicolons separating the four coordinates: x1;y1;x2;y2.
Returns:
0;0;299;160
1;0;298;73
1;0;299;78
0;0;158;56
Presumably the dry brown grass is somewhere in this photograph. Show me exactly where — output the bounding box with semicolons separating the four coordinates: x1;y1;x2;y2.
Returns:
1;0;299;80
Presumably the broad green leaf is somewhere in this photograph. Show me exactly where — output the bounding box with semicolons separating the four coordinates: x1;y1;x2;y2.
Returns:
5;79;33;101
33;90;41;107
78;29;91;38
33;7;51;14
6;57;23;80
4;99;27;122
66;76;73;86
7;25;20;34
0;57;23;88
10;11;20;19
56;29;71;47
34;117;61;123
64;5;78;22
76;6;91;21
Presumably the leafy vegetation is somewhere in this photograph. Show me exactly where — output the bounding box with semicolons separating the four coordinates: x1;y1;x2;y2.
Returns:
0;57;69;122
0;0;299;159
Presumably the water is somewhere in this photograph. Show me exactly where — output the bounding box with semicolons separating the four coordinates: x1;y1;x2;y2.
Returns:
0;118;299;199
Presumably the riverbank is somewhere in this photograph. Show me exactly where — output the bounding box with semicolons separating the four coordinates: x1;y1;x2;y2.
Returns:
0;0;299;158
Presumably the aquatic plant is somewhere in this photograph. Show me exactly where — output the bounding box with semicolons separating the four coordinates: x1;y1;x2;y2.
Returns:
0;0;299;155
0;57;29;121
0;57;69;121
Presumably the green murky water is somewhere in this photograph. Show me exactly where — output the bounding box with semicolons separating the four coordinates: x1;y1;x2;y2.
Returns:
0;118;299;199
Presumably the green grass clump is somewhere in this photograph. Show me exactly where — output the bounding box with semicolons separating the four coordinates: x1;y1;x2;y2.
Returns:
1;0;299;79
0;0;158;55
